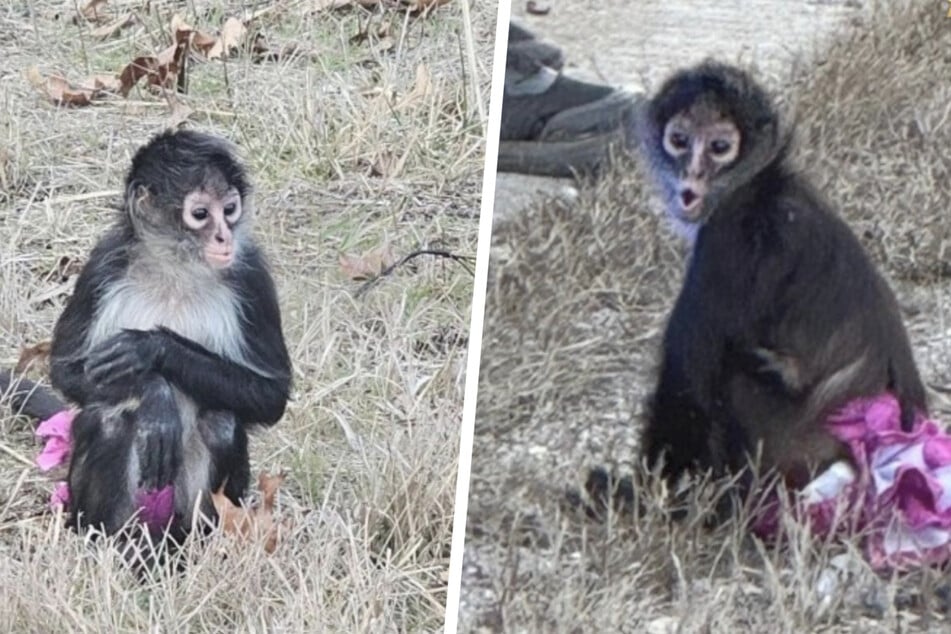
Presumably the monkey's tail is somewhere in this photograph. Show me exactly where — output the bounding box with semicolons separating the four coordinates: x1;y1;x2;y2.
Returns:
0;369;67;421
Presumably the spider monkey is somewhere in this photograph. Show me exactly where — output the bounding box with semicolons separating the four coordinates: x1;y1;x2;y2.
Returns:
50;129;291;539
589;62;926;512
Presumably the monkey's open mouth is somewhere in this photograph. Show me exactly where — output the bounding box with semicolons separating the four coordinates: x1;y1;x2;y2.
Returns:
680;188;700;212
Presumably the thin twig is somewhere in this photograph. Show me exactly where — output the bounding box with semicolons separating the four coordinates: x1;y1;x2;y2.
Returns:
355;249;474;297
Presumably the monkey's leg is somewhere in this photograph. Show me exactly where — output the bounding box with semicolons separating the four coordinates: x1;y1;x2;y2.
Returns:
199;411;250;508
67;406;138;535
644;388;716;484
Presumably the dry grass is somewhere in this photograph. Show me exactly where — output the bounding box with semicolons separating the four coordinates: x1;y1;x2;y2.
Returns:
461;2;951;632
0;1;493;631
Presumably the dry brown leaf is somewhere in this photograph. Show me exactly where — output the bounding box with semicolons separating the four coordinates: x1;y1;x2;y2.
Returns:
15;341;51;374
398;63;432;110
89;12;136;39
169;14;192;36
86;74;122;93
339;245;396;281
212;470;289;554
74;0;109;24
170;13;217;56
25;67;109;107
207;17;247;60
117;31;189;97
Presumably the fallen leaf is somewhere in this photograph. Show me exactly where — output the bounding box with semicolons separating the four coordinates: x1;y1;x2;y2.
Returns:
85;74;122;93
169;14;192;36
212;470;289;554
24;67;113;107
171;14;218;56
398;63;432;110
74;0;109;24
339;245;396;281
16;341;51;374
89;13;136;39
117;32;189;97
207;17;247;60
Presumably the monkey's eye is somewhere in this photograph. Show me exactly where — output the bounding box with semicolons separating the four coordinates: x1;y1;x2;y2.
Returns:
224;203;238;217
191;208;209;222
710;139;732;156
668;132;689;150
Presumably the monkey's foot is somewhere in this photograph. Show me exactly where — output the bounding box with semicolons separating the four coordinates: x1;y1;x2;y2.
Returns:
752;393;951;571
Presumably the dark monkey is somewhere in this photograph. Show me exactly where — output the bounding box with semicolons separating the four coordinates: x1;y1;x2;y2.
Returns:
499;22;641;177
50;129;291;538
593;62;926;508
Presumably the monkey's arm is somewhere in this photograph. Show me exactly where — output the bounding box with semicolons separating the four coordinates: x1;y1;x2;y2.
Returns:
85;252;291;426
50;231;129;406
155;325;290;426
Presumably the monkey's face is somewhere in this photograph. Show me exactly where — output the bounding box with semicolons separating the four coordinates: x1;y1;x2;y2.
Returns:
182;188;243;269
660;104;741;223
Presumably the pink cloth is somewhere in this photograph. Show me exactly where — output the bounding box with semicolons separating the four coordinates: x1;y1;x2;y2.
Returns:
752;394;951;570
35;410;73;472
35;409;175;533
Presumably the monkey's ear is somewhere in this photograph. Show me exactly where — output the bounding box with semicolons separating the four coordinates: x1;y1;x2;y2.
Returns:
125;181;149;215
125;182;152;218
632;105;659;154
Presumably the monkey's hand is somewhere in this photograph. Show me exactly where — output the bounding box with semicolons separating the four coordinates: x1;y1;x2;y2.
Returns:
84;329;164;390
136;414;182;489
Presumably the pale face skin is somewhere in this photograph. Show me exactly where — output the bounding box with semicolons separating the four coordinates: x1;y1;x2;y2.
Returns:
661;105;741;223
182;188;243;269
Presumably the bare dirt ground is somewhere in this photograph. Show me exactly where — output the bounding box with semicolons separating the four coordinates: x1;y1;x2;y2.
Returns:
0;1;493;631
463;2;951;632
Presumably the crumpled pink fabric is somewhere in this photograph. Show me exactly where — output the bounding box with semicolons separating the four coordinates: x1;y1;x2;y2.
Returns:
35;409;175;533
752;393;951;570
35;410;73;472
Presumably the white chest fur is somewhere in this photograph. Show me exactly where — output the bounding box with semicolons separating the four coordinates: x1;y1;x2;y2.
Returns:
87;258;247;364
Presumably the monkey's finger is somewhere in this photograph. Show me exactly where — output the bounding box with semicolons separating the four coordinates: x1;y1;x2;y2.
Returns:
87;353;147;385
